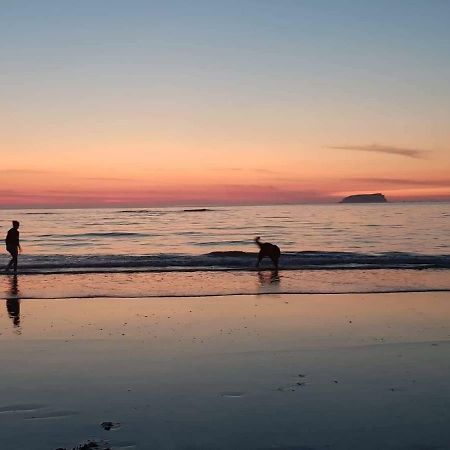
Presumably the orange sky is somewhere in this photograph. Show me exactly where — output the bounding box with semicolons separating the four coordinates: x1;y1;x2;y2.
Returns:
1;2;450;208
1;152;449;207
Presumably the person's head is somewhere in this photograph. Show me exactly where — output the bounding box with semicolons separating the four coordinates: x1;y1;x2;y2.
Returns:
12;220;19;229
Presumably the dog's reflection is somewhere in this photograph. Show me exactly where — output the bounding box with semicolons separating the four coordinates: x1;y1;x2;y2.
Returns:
257;269;280;287
5;275;21;333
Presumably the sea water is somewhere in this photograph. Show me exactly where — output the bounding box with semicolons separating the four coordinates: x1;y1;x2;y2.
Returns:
0;203;449;297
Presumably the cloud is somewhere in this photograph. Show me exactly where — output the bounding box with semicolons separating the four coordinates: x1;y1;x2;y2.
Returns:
326;144;429;159
80;176;137;182
0;183;333;208
211;168;280;175
0;169;54;174
351;177;450;187
252;169;280;174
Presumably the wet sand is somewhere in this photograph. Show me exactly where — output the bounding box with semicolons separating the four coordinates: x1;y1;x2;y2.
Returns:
1;292;450;450
1;269;450;299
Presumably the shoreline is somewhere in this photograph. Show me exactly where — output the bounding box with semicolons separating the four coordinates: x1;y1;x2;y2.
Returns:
2;288;450;301
1;264;449;276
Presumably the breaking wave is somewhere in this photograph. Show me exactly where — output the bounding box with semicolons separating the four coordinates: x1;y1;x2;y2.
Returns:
0;250;449;274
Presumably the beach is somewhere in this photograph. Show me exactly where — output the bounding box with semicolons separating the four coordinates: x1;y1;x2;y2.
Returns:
3;1;450;447
1;290;450;450
0;204;449;449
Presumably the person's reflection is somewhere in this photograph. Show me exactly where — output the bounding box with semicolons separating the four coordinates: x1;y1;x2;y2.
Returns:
6;275;21;333
257;269;280;291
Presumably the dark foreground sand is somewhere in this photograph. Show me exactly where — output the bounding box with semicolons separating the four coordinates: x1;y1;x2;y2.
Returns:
1;292;450;450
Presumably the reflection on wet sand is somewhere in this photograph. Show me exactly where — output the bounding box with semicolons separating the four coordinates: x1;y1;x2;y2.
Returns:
1;293;450;450
257;269;280;291
5;275;20;333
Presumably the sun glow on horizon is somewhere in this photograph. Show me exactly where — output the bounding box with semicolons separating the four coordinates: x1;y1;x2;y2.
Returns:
1;1;450;208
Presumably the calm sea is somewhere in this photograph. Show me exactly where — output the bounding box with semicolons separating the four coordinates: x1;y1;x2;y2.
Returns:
0;203;450;299
0;203;449;273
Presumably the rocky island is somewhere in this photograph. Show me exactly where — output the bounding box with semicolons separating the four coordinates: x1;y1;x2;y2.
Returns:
340;193;387;203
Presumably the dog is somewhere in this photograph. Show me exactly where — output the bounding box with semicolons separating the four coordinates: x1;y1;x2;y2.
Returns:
254;236;280;269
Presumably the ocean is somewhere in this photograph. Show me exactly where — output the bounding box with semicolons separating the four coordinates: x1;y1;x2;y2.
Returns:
1;203;449;298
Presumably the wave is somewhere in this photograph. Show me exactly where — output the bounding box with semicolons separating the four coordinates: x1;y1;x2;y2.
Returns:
73;232;145;238
25;212;59;215
194;240;249;246
117;208;215;214
0;251;449;274
38;232;146;238
118;209;166;214
182;208;214;212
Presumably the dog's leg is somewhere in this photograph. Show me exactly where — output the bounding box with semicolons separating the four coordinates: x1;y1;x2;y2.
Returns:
256;251;263;267
270;256;279;269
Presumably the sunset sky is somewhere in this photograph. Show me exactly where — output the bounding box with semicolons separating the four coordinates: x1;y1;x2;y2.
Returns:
1;0;450;207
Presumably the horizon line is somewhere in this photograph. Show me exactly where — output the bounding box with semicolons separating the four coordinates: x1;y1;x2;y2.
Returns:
1;198;450;211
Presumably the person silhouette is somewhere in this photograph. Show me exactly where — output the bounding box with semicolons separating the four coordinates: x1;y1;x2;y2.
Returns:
5;220;21;274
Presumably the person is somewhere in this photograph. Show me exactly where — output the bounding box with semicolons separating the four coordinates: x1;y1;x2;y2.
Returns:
5;220;21;274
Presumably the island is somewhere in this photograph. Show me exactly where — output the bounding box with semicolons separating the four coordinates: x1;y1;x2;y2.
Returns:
340;193;387;203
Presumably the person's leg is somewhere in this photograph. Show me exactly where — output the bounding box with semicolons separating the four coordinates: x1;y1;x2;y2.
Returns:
6;248;18;273
12;251;18;273
5;248;13;272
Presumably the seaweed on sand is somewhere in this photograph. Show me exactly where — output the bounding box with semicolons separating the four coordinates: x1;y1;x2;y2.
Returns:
55;440;111;450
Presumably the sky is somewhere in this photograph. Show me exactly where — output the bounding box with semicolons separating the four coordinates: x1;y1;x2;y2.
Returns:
1;0;450;207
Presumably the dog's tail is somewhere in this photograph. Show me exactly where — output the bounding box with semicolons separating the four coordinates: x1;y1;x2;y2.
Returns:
254;236;262;248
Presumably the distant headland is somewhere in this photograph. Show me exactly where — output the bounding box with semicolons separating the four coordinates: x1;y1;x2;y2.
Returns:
340;193;387;204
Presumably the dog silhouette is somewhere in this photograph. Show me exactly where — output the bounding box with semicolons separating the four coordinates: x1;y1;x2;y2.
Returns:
254;236;280;269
